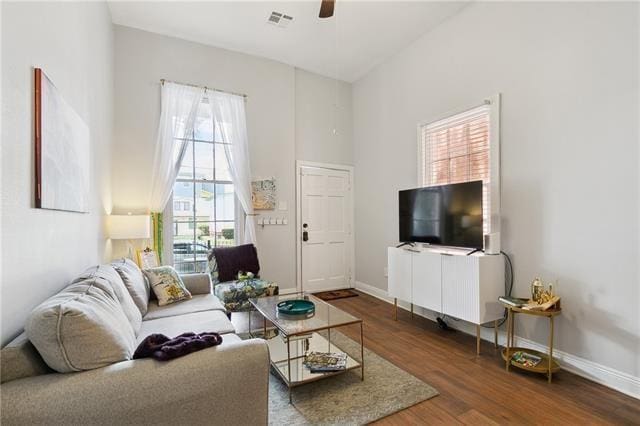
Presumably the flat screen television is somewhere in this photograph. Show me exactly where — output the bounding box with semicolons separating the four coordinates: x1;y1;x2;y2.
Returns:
399;181;483;249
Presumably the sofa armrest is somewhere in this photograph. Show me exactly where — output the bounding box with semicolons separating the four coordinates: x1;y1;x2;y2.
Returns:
1;339;270;426
180;273;213;295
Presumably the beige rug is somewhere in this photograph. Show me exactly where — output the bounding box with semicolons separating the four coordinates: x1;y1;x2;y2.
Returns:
267;332;438;425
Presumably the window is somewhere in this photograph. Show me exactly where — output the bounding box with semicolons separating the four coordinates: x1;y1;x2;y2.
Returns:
172;98;236;274
419;103;495;235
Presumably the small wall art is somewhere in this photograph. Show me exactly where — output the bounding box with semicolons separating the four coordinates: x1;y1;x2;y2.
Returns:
251;178;276;210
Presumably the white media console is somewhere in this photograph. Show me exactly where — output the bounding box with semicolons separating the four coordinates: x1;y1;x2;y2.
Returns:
387;246;505;354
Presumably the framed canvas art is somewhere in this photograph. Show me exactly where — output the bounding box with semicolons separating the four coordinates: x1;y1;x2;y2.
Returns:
34;68;90;213
251;178;276;210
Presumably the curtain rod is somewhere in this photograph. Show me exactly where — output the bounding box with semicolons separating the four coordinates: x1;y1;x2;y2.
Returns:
160;78;248;99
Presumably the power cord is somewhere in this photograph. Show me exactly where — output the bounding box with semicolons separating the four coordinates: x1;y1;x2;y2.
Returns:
481;250;514;328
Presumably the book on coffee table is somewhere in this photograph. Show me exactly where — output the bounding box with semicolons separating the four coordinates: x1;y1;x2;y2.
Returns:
303;351;347;372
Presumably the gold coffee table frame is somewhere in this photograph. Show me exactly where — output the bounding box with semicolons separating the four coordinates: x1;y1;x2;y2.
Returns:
249;293;364;403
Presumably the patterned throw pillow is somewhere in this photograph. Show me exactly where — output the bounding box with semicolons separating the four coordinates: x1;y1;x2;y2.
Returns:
142;266;192;306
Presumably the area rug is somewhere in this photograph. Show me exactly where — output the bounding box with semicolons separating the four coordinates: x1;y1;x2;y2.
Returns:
267;331;438;425
313;289;359;301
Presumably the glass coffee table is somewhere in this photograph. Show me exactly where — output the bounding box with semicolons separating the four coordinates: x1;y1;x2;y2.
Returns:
249;293;364;403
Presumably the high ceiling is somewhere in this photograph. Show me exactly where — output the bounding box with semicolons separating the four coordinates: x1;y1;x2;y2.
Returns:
108;1;469;82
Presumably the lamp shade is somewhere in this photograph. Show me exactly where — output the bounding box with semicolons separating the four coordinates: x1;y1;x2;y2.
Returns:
108;215;151;240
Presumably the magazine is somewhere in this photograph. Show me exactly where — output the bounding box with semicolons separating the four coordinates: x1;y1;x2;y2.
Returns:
511;351;542;367
303;351;347;372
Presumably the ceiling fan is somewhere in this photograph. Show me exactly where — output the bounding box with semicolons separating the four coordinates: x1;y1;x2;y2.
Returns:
319;0;335;18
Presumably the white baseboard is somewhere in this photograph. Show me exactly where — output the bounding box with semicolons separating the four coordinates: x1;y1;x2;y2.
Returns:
355;281;640;400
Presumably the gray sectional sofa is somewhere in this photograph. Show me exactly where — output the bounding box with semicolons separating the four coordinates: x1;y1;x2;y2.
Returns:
0;260;270;425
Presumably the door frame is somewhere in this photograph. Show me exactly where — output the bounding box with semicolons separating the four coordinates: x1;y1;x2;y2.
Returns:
295;160;355;293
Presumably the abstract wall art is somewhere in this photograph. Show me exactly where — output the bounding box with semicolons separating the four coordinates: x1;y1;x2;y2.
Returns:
251;178;276;210
34;68;90;213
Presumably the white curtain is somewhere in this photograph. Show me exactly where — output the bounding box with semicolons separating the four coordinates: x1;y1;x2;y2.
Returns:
149;82;205;212
210;91;257;245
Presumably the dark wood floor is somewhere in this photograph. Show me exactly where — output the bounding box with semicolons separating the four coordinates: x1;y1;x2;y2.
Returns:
233;291;640;425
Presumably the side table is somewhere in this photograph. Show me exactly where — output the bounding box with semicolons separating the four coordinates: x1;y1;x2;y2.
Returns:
502;303;561;383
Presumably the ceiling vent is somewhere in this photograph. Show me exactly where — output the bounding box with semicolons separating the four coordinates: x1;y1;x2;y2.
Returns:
267;11;293;28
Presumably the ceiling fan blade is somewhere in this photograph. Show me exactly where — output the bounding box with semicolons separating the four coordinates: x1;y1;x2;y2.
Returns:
319;0;335;18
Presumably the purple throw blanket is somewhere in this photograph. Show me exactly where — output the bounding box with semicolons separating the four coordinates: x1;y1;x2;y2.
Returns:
133;332;223;361
210;243;260;282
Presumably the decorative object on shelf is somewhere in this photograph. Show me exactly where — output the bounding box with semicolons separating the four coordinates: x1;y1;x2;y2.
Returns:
531;277;544;301
137;248;159;269
277;299;315;319
34;68;90;213
524;277;560;311
500;300;561;383
251;178;276;210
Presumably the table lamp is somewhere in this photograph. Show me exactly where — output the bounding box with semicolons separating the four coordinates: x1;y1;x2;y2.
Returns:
108;214;151;260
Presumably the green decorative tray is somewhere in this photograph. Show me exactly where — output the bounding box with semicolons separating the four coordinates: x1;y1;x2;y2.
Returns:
277;299;315;319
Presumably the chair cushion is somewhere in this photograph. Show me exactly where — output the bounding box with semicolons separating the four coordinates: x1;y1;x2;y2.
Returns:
137;311;235;345
0;333;52;384
143;266;192;306
144;293;226;321
214;279;279;312
111;258;150;316
26;277;136;373
211;244;260;283
74;265;142;334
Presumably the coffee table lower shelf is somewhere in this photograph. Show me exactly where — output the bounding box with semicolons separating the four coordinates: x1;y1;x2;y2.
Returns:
265;332;362;401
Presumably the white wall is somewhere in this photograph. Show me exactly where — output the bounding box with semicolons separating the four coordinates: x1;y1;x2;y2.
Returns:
295;69;352;165
353;2;639;380
113;26;352;291
1;2;114;345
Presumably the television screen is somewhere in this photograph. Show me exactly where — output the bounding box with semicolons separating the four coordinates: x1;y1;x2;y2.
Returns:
399;181;483;249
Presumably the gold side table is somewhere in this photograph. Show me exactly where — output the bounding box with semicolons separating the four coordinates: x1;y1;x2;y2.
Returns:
502;303;561;383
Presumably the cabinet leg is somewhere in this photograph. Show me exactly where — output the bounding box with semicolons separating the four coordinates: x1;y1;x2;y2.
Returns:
410;303;414;319
494;319;498;349
476;324;481;356
505;309;512;371
394;298;398;321
548;316;554;383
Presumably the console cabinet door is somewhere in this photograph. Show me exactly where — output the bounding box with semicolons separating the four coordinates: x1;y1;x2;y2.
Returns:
387;248;412;302
441;254;480;323
411;251;442;312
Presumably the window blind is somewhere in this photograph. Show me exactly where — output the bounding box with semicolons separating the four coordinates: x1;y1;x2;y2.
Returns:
420;104;491;234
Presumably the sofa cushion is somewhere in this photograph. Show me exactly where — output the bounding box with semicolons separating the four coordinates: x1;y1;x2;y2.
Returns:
143;266;192;306
0;333;52;384
74;265;142;334
144;293;226;321
25;277;136;373
111;258;150;316
137;311;235;344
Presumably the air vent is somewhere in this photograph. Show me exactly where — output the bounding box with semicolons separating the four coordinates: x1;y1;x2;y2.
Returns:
267;11;293;28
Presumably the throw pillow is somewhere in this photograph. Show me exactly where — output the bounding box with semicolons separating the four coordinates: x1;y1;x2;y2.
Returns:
143;266;192;306
26;277;136;373
211;244;260;283
111;258;151;316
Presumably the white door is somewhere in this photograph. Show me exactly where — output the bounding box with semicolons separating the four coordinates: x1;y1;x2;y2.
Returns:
299;165;352;293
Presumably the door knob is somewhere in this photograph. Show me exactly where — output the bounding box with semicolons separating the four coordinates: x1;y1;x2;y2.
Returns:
302;223;308;242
